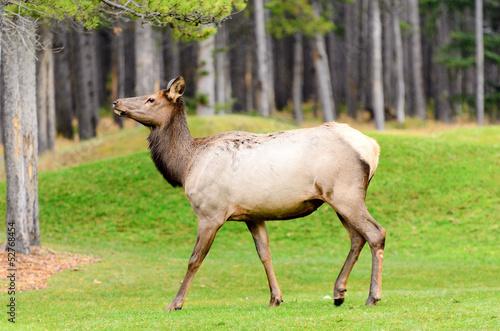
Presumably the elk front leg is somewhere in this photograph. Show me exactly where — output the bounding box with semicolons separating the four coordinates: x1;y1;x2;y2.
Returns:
165;222;221;311
246;221;283;307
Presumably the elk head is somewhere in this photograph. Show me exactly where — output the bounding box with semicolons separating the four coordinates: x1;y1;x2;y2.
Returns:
112;76;186;128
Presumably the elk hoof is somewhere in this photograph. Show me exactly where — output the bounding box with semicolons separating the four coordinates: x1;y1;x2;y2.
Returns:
269;297;283;307
165;303;182;311
365;296;381;306
334;297;344;306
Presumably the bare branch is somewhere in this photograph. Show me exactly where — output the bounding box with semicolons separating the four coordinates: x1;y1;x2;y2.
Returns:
100;0;145;19
1;15;40;59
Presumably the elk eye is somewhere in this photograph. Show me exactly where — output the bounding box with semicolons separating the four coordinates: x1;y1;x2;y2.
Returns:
147;98;155;103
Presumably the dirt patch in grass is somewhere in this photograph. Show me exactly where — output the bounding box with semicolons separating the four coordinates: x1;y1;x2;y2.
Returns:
0;245;100;292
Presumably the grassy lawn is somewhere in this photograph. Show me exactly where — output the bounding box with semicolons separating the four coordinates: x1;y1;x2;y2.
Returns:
0;117;499;329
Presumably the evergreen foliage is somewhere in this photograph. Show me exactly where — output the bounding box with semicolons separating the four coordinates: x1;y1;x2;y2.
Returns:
418;0;500;115
437;32;500;67
436;31;500;110
265;0;334;38
2;0;247;40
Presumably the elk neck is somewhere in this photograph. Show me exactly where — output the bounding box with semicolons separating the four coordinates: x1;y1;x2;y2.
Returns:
147;99;195;188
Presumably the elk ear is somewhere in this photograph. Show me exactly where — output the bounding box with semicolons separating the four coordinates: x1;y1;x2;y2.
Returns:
166;76;185;102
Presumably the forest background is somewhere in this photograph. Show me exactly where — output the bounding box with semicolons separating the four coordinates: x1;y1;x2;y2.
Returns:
2;0;499;153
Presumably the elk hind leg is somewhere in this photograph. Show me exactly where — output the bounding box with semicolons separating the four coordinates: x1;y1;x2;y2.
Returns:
328;190;386;306
337;206;385;306
361;209;386;306
333;212;366;306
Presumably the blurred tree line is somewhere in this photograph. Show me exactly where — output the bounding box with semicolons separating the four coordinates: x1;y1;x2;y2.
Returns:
2;0;499;150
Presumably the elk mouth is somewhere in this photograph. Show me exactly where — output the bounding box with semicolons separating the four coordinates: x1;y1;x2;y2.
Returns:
113;108;127;117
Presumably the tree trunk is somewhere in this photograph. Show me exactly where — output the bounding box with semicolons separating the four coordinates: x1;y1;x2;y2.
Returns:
475;0;484;125
154;31;163;92
37;24;56;153
245;47;254;112
421;32;432;107
72;28;99;140
178;42;198;98
392;0;405;125
215;25;232;113
123;23;136;97
465;68;475;100
408;0;426;120
361;0;371;110
403;5;414;117
36;42;48;154
382;0;394;109
434;4;451;123
312;33;336;122
3;21;30;254
20;20;40;247
164;29;180;79
371;0;385;130
46;32;56;151
327;3;345;109
135;24;159;96
215;31;225;109
345;1;359;118
196;33;216;116
311;0;336;123
301;39;313;104
273;37;293;111
451;69;463;118
227;14;251;113
254;0;271;117
292;32;304;125
111;24;126;128
3;17;40;253
265;0;276;113
53;25;74;140
94;30;109;111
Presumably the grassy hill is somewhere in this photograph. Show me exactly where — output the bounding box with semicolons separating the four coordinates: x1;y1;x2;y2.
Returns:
0;117;499;329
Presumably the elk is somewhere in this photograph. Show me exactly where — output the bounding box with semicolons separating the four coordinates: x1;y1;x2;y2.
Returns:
112;77;386;311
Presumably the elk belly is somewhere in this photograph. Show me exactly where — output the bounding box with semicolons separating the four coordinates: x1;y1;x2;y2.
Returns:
227;199;324;221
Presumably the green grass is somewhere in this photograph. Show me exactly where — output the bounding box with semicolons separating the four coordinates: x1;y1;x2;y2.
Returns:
428;125;500;144
0;118;499;329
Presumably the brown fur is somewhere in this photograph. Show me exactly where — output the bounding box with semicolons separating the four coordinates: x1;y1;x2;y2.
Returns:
147;97;194;187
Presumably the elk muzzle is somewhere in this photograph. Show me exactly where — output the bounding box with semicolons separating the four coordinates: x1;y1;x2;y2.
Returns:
112;100;126;116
